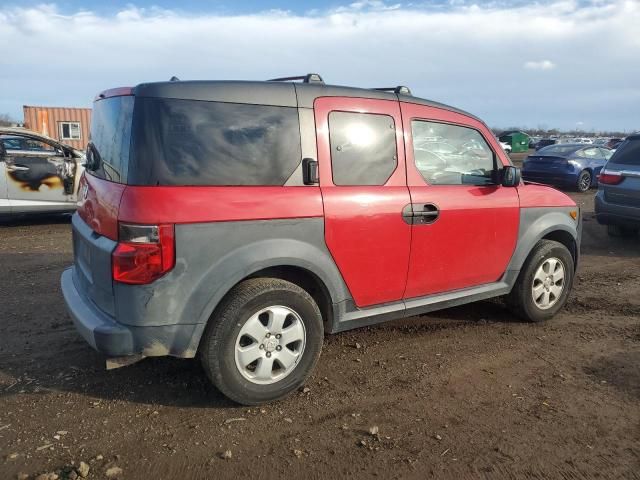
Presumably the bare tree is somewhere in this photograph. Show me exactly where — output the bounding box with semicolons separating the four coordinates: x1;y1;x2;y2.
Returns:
0;113;16;127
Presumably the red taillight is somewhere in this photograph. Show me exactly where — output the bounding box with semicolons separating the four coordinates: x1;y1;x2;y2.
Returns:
112;223;175;284
598;170;624;185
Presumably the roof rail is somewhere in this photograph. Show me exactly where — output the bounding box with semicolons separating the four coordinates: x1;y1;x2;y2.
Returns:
268;73;324;84
373;86;412;95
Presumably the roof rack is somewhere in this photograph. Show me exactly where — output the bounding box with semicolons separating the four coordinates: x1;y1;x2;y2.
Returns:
268;73;324;84
373;86;412;95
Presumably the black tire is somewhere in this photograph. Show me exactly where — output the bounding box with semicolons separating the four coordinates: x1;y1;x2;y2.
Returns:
607;224;638;237
507;240;574;322
576;170;592;192
200;278;323;405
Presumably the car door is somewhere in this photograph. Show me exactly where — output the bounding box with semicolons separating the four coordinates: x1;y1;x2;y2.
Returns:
4;135;76;213
0;141;9;215
400;102;520;298
315;97;412;308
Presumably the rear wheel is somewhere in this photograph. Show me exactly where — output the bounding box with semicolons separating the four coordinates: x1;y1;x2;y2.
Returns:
576;170;592;192
200;278;323;405
507;240;574;322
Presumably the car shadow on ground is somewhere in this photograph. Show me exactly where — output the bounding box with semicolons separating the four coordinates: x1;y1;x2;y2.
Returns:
0;212;72;227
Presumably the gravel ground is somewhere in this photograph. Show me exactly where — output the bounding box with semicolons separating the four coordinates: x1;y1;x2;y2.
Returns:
1;179;639;479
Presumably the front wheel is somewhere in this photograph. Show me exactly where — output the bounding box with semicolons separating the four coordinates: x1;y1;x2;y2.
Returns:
200;278;323;405
507;240;574;322
576;170;592;192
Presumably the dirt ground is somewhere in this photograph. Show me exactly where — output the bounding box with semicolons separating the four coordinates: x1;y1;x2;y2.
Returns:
1;168;639;478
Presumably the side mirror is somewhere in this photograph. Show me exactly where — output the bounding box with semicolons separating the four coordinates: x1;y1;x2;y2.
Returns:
501;165;521;187
302;158;319;185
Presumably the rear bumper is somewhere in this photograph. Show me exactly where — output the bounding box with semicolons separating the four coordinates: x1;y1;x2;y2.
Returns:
61;268;198;358
595;191;640;227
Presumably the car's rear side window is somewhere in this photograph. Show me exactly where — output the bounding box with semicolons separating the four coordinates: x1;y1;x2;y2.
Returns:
129;98;302;186
328;111;397;186
89;96;134;183
610;140;640;166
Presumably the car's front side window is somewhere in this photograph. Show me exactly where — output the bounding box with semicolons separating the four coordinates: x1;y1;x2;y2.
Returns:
411;120;496;186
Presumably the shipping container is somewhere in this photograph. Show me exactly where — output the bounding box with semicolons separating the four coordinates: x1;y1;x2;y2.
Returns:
23;105;91;151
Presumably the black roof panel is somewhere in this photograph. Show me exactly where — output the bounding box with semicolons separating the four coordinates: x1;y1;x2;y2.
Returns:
132;80;479;121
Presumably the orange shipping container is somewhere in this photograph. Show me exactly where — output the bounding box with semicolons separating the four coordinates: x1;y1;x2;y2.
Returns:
23;105;92;151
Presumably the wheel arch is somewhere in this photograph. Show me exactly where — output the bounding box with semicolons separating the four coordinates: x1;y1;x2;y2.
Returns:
541;229;577;266
183;236;350;357
504;207;580;287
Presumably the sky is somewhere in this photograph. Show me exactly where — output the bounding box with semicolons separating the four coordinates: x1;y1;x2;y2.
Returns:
1;0;639;132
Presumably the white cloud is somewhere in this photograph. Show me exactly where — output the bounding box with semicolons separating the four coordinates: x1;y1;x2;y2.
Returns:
524;60;556;70
0;1;639;131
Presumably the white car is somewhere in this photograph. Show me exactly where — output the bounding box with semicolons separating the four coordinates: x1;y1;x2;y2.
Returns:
0;128;84;219
500;141;512;154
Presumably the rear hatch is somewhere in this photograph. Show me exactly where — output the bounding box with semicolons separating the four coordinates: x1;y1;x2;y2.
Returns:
600;138;640;207
72;92;133;316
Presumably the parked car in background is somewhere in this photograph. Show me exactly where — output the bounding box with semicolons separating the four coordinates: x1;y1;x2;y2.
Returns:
607;138;624;150
535;138;557;150
595;134;640;236
0;128;84;219
61;75;581;405
522;144;613;192
529;136;541;149
500;140;512;153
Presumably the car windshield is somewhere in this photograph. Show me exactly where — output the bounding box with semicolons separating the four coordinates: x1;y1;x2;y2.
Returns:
537;145;580;156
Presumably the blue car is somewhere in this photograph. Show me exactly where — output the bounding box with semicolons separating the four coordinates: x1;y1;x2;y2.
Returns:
522;144;613;192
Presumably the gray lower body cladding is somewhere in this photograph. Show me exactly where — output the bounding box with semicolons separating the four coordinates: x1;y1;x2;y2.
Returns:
62;214;349;359
61;206;581;359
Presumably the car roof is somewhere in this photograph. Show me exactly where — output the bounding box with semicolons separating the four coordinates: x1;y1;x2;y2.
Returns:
0;127;79;153
128;79;482;122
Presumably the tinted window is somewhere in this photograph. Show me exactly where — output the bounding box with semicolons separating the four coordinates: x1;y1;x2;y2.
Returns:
1;137;24;150
130;98;301;186
412;121;495;185
539;145;580;156
577;147;603;159
89;96;134;183
328;111;397;186
610;139;640;166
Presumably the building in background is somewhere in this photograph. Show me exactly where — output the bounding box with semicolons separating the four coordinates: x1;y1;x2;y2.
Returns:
23;105;91;150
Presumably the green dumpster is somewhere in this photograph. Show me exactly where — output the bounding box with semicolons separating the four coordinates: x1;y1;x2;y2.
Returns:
499;131;530;153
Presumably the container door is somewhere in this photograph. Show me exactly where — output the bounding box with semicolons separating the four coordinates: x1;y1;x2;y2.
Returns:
315;97;411;308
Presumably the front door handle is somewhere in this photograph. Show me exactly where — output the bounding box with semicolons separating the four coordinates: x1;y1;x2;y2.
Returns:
7;165;30;172
402;203;440;225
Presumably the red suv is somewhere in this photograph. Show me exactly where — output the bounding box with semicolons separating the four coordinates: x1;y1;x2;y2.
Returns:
61;74;581;405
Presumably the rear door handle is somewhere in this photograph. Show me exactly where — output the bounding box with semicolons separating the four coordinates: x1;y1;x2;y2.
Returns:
402;203;440;225
7;165;30;172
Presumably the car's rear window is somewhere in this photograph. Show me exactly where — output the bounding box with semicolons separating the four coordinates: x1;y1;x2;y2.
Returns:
609;139;640;166
538;145;580;156
128;98;302;186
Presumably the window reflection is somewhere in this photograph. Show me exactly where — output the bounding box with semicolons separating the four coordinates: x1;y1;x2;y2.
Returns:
412;121;495;186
